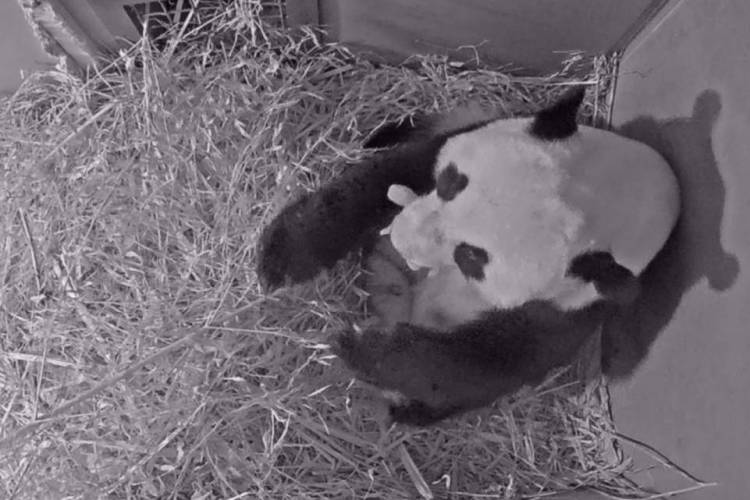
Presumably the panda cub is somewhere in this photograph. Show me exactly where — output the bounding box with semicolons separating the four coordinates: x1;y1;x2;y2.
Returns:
257;87;680;426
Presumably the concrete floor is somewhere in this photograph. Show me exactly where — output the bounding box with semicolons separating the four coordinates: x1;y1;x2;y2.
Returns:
607;0;750;498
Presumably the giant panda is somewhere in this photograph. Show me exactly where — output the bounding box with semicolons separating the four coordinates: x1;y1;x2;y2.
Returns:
257;86;680;426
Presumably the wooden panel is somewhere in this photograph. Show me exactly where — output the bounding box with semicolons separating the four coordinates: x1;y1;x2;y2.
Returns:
316;0;662;74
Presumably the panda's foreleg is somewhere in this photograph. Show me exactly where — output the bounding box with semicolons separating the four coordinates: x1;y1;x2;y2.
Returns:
330;323;477;425
330;300;610;426
257;141;440;290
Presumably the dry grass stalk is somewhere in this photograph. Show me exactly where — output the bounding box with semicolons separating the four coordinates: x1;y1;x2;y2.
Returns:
0;3;685;498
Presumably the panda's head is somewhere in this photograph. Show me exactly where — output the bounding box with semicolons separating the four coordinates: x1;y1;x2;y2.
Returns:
381;88;680;311
380;88;587;309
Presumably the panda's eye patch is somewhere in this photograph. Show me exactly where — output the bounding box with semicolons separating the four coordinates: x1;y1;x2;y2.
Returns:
436;162;469;201
453;242;489;280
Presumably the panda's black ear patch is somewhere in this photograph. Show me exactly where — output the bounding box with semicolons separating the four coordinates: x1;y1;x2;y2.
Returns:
436;162;469;201
529;86;586;141
567;251;640;305
454;242;489;281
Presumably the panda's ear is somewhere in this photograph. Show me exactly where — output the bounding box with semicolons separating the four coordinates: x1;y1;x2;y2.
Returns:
528;86;586;141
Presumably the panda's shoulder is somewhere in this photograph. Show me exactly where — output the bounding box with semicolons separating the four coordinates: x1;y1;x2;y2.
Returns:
428;103;506;138
364;103;502;149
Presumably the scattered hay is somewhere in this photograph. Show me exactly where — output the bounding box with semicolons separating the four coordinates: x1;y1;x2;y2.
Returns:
1;4;649;499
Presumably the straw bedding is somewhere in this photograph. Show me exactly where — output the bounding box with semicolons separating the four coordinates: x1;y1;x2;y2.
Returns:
0;3;657;499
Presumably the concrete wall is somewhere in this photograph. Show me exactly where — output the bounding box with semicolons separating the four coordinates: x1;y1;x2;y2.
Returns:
607;0;750;497
0;1;57;95
318;0;664;74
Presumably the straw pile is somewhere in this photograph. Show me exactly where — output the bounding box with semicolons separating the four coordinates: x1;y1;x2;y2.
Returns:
1;3;650;499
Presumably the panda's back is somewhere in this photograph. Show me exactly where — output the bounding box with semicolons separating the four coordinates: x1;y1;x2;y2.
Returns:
560;126;680;275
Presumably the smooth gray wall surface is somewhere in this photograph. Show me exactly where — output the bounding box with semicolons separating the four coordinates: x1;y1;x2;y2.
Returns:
0;1;57;95
319;0;660;73
609;0;750;498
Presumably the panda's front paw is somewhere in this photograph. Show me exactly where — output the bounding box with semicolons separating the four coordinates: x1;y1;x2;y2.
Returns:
328;327;362;361
257;220;293;291
330;327;456;426
256;194;328;291
329;326;391;382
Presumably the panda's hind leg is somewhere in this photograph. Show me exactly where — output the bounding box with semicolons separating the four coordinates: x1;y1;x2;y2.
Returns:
567;251;640;305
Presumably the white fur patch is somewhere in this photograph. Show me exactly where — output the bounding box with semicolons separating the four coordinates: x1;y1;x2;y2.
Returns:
390;118;583;308
387;184;418;207
410;265;492;330
387;117;680;311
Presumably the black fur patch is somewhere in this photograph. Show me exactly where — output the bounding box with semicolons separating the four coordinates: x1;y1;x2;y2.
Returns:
528;86;586;141
436;162;469;201
257;140;441;290
567;251;640;305
453;242;489;280
364;118;425;148
388;400;459;427
330;299;612;426
364;112;496;149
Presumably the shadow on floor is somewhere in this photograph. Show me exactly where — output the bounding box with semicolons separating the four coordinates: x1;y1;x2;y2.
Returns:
601;89;740;378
